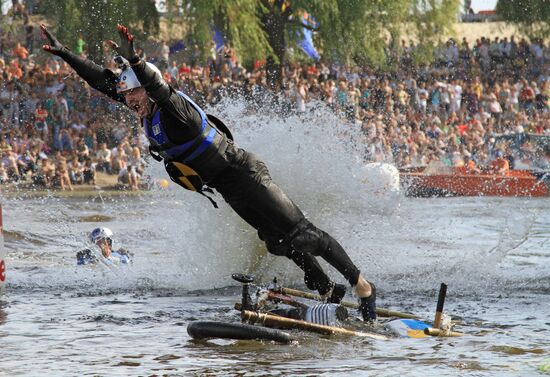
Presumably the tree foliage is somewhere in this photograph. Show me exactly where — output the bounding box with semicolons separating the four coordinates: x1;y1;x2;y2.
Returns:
37;0;460;85
39;0;159;62
181;0;459;86
409;0;462;66
497;0;550;39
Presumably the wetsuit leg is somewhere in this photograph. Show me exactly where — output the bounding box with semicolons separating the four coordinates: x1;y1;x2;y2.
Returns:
220;193;334;295
288;220;361;287
209;145;304;232
209;144;360;292
258;230;333;295
288;249;334;295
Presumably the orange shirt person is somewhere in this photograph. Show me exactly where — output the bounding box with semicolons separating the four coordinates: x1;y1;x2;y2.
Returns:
7;61;23;79
464;156;481;174
489;150;510;176
13;43;29;60
455;155;481;175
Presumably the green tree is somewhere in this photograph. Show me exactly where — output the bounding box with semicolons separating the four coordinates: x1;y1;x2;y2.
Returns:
38;0;460;87
497;0;550;39
408;0;462;67
183;0;460;88
39;0;159;62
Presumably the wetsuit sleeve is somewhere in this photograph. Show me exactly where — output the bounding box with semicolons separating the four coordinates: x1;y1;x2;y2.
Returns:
56;49;125;103
130;59;171;103
130;59;204;136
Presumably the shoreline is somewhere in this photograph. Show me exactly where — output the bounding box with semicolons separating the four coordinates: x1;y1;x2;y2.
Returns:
0;172;155;199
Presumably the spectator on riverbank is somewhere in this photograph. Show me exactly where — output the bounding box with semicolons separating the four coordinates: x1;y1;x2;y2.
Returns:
95;142;111;174
32;154;55;188
67;155;83;184
82;157;96;185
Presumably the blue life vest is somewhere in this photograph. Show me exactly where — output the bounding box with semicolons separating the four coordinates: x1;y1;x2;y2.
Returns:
143;91;218;162
142;91;235;208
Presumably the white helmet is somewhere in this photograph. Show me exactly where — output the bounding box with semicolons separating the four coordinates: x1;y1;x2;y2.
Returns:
115;56;162;94
90;227;114;246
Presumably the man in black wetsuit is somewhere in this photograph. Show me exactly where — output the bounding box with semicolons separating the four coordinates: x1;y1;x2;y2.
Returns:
41;24;377;321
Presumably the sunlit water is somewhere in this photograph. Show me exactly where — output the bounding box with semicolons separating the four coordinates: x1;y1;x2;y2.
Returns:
1;101;549;376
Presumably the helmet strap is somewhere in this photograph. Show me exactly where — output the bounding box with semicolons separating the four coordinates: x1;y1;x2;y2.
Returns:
145;99;157;118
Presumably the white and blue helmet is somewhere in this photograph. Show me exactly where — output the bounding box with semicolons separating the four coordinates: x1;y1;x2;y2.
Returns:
90;227;113;246
115;56;162;94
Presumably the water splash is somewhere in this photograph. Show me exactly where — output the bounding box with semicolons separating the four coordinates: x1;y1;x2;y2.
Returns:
3;98;549;296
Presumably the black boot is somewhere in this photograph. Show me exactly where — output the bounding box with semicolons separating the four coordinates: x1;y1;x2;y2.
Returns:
326;283;346;304
358;282;377;322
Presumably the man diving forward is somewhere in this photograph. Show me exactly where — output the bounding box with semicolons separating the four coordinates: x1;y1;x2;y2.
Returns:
41;23;377;321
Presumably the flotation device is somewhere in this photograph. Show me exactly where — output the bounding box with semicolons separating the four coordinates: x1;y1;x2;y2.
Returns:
143;91;233;207
187;320;294;343
143;91;232;164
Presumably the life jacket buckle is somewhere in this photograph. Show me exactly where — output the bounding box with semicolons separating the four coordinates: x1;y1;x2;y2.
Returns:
149;145;163;162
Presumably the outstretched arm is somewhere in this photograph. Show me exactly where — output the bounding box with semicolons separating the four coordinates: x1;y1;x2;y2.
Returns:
41;24;125;103
109;25;203;131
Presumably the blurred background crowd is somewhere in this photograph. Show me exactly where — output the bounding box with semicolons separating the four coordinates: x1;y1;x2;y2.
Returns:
1;0;549;190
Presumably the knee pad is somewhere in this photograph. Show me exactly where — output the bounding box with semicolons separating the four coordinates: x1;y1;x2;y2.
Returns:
259;229;292;257
303;272;332;295
288;220;329;256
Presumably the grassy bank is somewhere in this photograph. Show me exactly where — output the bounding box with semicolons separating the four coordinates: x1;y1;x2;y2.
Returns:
0;172;152;199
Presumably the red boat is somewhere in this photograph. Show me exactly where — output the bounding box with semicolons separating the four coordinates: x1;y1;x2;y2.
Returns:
400;167;549;197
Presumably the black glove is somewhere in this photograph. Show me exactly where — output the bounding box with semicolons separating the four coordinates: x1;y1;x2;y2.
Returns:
40;24;66;56
76;248;98;265
117;248;134;257
108;24;139;63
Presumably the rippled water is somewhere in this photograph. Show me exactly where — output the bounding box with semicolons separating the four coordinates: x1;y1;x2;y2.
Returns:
2;194;550;376
1;102;550;376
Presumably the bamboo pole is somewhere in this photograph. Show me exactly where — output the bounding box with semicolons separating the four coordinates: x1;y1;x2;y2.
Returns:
241;310;389;340
235;302;298;313
267;291;309;309
423;327;463;337
278;287;419;319
434;283;447;328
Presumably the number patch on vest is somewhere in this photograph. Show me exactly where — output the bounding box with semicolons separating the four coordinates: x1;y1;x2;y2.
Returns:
152;124;161;136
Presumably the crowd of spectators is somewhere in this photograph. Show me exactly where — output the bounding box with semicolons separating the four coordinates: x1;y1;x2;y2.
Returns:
1;2;148;190
200;36;550;173
1;2;550;191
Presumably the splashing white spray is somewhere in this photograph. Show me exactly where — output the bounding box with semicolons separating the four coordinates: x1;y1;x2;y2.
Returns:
8;97;547;296
141;97;401;290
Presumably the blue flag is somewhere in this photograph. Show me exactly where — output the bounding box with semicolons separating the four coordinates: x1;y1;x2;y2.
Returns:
169;40;185;55
213;28;225;53
297;12;320;61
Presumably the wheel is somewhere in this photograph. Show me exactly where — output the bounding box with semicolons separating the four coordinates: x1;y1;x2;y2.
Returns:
187;320;294;343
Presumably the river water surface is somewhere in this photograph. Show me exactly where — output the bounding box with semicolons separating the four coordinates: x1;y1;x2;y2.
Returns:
1;103;549;376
